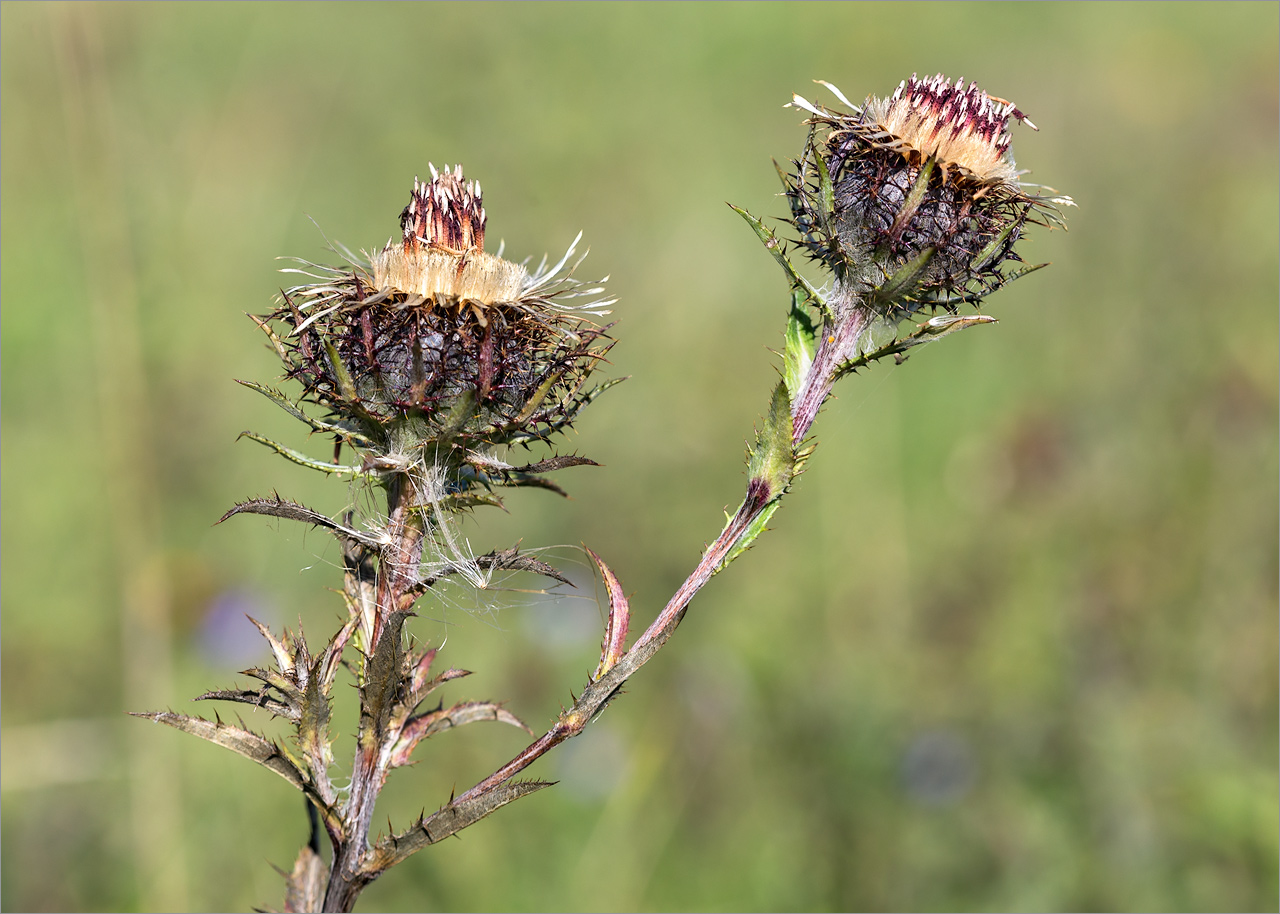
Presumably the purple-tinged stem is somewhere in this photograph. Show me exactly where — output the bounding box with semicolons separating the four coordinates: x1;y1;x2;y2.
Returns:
322;474;425;913
429;292;874;836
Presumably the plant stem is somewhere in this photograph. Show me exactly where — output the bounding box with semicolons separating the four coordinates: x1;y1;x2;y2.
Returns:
790;284;870;445
322;473;425;913
321;291;873;909
419;290;874;836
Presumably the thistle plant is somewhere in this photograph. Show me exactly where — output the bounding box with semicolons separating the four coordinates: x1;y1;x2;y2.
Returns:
135;75;1070;912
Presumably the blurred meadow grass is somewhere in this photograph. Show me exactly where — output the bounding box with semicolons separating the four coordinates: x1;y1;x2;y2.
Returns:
2;2;1276;911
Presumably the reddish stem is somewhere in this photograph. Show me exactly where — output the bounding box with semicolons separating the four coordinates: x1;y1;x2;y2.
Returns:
323;474;424;913
443;294;873;820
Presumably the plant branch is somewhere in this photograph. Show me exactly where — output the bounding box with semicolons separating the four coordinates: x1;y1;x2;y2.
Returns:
379;287;875;876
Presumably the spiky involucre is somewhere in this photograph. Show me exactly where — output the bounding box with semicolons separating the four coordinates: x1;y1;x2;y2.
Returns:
787;75;1070;312
279;287;610;435
271;165;615;452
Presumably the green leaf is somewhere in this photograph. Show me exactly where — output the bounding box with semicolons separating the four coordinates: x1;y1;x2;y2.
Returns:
885;158;936;241
834;313;998;379
812;142;837;237
999;261;1049;284
729;204;828;318
747;381;796;495
438;389;480;443
237;431;373;478
872;246;936;307
235;379;378;449
502;377;626;447
716;501;780;572
783;291;817;402
247;312;292;365
970;222;1018;274
323;340;359;403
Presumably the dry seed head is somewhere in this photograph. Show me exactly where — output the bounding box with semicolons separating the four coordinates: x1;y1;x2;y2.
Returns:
371;164;527;313
403;163;486;252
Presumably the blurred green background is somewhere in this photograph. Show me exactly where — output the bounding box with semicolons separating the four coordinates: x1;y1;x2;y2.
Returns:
2;2;1276;911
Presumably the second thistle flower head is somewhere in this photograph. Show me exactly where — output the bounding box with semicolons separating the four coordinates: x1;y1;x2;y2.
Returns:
787;74;1071;314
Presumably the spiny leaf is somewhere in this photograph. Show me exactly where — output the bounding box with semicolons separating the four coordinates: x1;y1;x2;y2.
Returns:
219;495;385;548
505;455;600;474
834;314;998;379
364;780;555;872
886;157;936;241
236;665;301;699
438;491;506;512
474;547;572;585
317;612;359;696
130;710;309;794
247;617;297;679
717;501;780;572
237;432;373;478
998;261;1049;284
360;612;408;748
297;654;334;775
247;311;291;364
195;687;298;721
811;140;837;238
235;379;378;449
503;377;627;447
507;370;564;430
746;381;796;497
404;648;438;696
586;547;630;681
872;246;936;307
322;340;359;403
729;204;827;318
969;221;1019;274
496;473;571;498
437;389;481;444
783;290;817;402
911;262;1047;310
418;546;572;589
389;701;532;768
402;667;471;719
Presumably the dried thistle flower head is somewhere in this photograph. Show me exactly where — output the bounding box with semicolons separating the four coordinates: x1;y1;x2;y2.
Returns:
786;74;1072;314
262;165;616;482
371;165;527;323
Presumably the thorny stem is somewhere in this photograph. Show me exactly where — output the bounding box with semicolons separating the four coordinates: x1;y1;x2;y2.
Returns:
370;474;425;649
426;286;874;844
789;285;871;446
637;281;869;651
323;473;424;913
